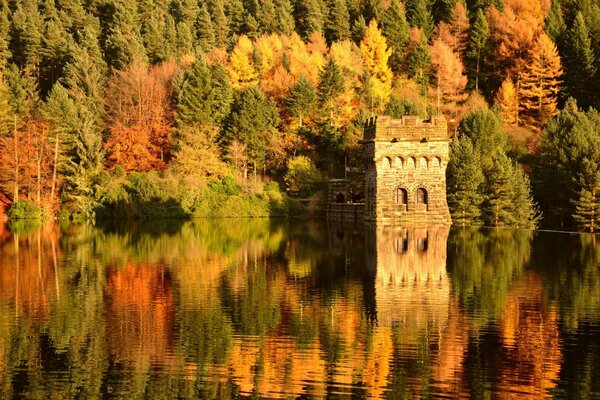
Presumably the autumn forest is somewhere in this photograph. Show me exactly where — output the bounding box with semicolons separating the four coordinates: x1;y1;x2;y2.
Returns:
0;0;599;230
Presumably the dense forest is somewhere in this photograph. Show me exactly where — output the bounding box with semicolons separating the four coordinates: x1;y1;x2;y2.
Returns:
0;0;599;230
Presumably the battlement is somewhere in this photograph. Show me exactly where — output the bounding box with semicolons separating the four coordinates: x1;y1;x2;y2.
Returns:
364;115;448;142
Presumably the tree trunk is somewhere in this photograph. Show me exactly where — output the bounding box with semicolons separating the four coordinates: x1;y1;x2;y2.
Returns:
50;133;59;204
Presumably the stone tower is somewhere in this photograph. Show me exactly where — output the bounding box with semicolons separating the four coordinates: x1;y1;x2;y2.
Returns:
363;115;451;224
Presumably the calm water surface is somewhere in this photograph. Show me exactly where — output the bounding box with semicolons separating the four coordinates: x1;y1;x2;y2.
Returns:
1;219;599;399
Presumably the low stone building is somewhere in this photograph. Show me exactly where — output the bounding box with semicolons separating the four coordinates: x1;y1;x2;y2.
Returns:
362;115;451;224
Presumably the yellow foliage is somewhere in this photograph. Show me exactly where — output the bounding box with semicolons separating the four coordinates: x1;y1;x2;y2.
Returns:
496;77;519;125
360;19;393;108
227;35;259;90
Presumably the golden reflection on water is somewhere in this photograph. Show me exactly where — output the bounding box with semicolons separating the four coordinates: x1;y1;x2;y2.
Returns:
0;220;590;399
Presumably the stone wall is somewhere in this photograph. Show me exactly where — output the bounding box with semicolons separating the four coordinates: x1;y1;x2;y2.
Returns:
363;116;451;224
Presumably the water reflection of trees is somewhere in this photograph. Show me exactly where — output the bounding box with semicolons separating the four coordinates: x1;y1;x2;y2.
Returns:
0;221;599;398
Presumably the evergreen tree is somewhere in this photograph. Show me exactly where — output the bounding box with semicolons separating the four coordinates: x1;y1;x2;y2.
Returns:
0;0;11;70
447;136;484;225
196;4;215;51
325;0;351;43
294;0;325;40
177;55;233;126
351;15;366;43
318;58;345;118
545;0;566;45
466;9;490;91
286;76;317;127
0;76;13;136
9;0;44;72
408;35;431;95
225;0;245;36
381;0;410;72
3;64;39;121
274;0;296;35
360;19;393;108
176;21;194;56
563;12;597;109
484;152;538;228
406;0;434;38
432;0;456;24
258;0;278;33
142;14;168;63
573;185;600;232
244;14;260;39
208;0;229;47
103;3;147;68
458;108;507;168
222;87;280;174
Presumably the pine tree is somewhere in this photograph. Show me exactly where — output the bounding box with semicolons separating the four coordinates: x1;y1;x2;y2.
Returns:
3;64;39;120
495;77;519;125
103;3;147;69
447;136;484;225
227;35;259;90
484;152;538;228
274;0;296;35
545;0;566;45
573;185;600;232
286;76;317;127
10;0;44;72
208;0;229;47
325;0;351;43
222;87;280;174
408;35;431;95
351;15;367;43
519;33;563;129
142;14;168;63
563;12;597;110
432;0;456;24
0;0;11;70
225;0;245;35
177;55;233;126
258;0;278;33
196;4;215;51
360;19;393;108
381;0;410;72
294;0;325;40
318;57;345;118
0;76;12;137
466;9;490;91
176;21;194;57
406;0;434;38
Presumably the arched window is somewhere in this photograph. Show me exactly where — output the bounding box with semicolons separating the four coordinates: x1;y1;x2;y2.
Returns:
419;157;428;169
336;193;345;203
416;188;428;205
395;157;404;170
396;188;408;206
384;156;392;170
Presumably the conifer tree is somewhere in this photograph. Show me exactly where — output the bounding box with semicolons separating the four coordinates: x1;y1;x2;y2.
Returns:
381;0;410;72
10;0;44;72
196;4;215;51
225;0;245;35
432;0;456;24
103;3;147;68
318;58;345;118
0;76;12;137
222;87;280;175
176;21;194;57
408;35;431;95
227;35;259;90
573;185;600;232
406;0;434;38
258;0;278;33
495;77;519;125
466;9;489;91
294;0;325;40
3;64;39;121
274;0;296;35
143;14;168;63
545;0;566;45
360;19;393;108
563;12;597;110
325;0;351;43
519;33;562;129
0;1;11;70
286;76;317;127
447;136;484;225
208;0;229;47
351;15;367;43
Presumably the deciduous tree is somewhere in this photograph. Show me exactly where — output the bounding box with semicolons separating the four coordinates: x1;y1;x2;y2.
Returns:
360;19;393;109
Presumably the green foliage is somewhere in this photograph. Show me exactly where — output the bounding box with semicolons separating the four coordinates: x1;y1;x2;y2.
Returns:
325;0;351;43
222;87;280;168
284;155;323;197
447;137;484;225
466;9;490;91
381;0;410;71
572;186;600;232
408;36;431;94
286;76;317;126
563;13;597;110
384;96;428;118
293;0;325;39
7;200;44;219
318;58;345;115
406;0;434;38
534;100;600;230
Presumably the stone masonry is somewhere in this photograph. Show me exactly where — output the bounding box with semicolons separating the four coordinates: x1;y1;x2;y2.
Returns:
363;115;452;224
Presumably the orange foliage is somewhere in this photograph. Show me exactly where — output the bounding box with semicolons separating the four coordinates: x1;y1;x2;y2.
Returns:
0;119;56;207
430;39;468;119
104;62;175;171
106;261;175;370
496;273;562;399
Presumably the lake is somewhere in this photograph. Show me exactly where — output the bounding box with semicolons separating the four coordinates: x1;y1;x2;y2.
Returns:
0;219;599;399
